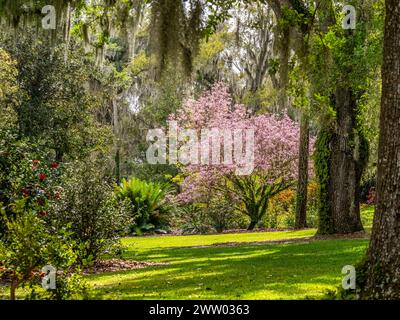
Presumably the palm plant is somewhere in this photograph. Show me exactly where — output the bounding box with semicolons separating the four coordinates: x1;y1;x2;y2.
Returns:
115;178;172;232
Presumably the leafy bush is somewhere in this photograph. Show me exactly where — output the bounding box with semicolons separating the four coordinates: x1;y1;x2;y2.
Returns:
266;189;296;228
49;161;131;262
262;182;318;229
176;204;212;234
0;199;87;300
0;133;64;237
175;197;248;234
27;273;89;300
206;192;248;233
115;178;172;233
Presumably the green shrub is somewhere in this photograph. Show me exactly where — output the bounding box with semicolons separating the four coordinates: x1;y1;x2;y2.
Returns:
27;273;89;300
261;182;319;229
115;178;172;233
175;199;248;234
206;194;248;233
49;161;131;262
0;199;87;300
176;204;212;234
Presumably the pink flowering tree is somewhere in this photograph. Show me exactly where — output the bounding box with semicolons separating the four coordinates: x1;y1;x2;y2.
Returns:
171;83;311;230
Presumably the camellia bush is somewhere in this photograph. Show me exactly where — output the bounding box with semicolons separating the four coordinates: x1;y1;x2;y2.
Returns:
172;83;314;230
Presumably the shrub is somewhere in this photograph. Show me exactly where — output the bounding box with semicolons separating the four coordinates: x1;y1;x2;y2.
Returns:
27;273;89;300
0;135;63;237
205;190;248;232
206;199;237;233
261;182;319;229
115;178;172;233
267;189;296;228
48;161;131;263
176;204;212;234
175;197;248;234
0;199;87;300
305;181;319;228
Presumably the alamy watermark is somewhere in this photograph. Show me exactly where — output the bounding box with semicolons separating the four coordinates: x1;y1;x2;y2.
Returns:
146;121;255;176
41;5;56;30
342;5;356;30
41;265;56;290
341;265;356;290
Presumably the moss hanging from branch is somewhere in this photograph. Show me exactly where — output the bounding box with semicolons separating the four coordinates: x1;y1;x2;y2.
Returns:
0;0;79;27
0;0;85;52
150;0;204;79
314;129;334;235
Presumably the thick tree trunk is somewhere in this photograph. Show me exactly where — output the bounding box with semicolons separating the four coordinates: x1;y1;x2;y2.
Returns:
316;87;367;234
277;25;290;112
329;87;364;233
295;110;309;229
359;0;400;299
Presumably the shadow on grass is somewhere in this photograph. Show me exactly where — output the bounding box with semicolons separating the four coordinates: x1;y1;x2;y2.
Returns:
88;238;368;300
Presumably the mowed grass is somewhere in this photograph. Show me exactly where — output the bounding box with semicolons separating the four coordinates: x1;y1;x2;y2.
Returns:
122;228;316;251
1;206;374;300
87;230;368;300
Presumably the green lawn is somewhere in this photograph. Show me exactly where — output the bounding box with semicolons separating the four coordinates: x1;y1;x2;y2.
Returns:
87;231;368;300
122;228;316;251
1;207;374;300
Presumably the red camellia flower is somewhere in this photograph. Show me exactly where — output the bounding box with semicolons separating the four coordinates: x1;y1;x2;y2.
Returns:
38;173;46;181
51;162;60;169
39;211;48;217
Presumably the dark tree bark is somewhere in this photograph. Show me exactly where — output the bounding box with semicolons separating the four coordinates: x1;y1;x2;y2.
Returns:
316;87;367;234
10;278;18;300
55;149;64;163
315;19;368;235
359;0;400;299
247;220;258;231
295;110;309;229
328;87;365;233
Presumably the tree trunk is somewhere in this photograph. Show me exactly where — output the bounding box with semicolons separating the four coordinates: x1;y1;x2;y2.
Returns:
295;110;309;229
55;149;64;162
247;220;257;231
359;0;400;299
316;86;367;234
10;278;18;300
112;98;121;183
329;87;365;233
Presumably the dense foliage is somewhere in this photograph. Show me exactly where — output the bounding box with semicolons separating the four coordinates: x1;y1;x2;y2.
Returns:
115;177;172;233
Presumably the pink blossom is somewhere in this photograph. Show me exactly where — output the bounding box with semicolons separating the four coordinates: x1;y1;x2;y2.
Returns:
171;83;314;203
